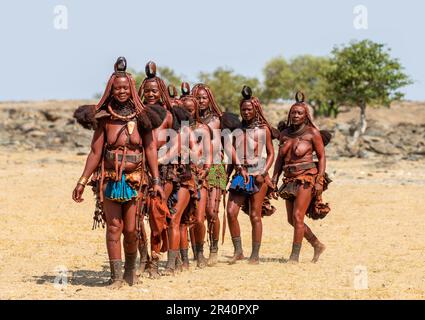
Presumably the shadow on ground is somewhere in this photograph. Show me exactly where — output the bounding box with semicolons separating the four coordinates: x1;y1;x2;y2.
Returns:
31;263;110;288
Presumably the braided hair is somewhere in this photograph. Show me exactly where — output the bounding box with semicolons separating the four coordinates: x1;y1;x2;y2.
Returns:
286;91;319;130
180;82;201;123
95;57;146;116
240;86;279;138
191;83;223;117
138;61;173;110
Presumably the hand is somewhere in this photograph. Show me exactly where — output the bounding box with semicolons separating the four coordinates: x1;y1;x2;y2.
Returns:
199;169;208;181
264;175;275;189
153;184;165;202
255;174;265;185
314;183;323;196
240;168;249;185
72;184;85;203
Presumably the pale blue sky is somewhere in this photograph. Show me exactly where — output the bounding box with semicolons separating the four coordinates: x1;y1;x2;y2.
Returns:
0;0;423;101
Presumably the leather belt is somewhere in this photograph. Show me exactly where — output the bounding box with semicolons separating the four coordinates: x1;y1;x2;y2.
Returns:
105;149;143;164
284;162;316;173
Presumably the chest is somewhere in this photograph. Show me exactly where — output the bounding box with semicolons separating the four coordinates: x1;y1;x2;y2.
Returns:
105;120;142;147
280;135;313;158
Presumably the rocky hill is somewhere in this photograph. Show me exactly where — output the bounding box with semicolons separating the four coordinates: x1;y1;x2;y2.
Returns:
1;100;424;160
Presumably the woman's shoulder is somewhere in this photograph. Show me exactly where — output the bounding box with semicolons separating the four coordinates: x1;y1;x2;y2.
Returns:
307;126;321;137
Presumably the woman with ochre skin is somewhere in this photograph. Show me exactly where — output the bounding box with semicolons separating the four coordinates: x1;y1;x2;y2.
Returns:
191;84;227;267
271;93;328;263
72;57;164;288
138;61;193;277
226;86;275;265
180;84;213;269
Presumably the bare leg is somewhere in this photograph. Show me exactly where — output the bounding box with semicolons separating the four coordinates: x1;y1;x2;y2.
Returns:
122;199;139;285
164;187;190;275
288;185;314;262
178;224;189;270
103;198;124;288
227;191;246;264
194;187;208;268
206;187;221;266
248;181;268;264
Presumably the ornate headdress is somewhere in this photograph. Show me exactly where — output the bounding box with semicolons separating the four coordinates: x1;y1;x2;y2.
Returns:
138;61;172;110
180;82;200;123
94;57;146;115
240;86;278;137
74;57;164;130
286;91;319;130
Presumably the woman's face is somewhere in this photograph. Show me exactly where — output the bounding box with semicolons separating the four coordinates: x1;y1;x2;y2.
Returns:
143;81;161;105
183;99;196;118
240;101;255;122
112;77;131;103
289;105;307;126
195;88;210;111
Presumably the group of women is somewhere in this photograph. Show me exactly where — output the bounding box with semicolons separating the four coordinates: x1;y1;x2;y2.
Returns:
72;57;331;288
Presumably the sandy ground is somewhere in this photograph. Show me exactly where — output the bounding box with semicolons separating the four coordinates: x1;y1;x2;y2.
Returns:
0;148;424;300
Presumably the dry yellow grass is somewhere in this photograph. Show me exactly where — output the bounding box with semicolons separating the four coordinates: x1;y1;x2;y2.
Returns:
0;149;424;300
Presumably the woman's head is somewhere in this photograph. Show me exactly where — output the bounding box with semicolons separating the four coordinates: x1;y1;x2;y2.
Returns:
181;82;199;121
240;100;256;122
195;87;209;111
95;57;145;114
287;92;318;129
182;98;197;118
112;76;131;103
142;80;161;105
289;104;308;126
138;61;172;109
192;84;223;116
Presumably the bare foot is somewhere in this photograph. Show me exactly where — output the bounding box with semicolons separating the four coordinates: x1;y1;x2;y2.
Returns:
248;258;259;265
147;259;161;279
228;253;244;265
182;262;189;271
312;243;326;263
287;258;299;264
162;267;175;276
106;278;124;290
207;252;218;267
123;269;139;286
197;253;208;269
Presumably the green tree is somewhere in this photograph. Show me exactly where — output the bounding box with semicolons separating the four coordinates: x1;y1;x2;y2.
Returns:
262;55;334;117
262;56;292;103
327;39;412;145
198;67;261;113
289;55;333;117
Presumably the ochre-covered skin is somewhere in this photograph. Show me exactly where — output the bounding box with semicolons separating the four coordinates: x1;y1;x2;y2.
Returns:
139;74;180;277
226;94;275;265
271;100;328;263
193;85;224;266
72;66;164;287
180;93;212;269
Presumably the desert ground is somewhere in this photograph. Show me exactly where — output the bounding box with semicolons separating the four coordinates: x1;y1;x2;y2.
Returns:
1;148;424;300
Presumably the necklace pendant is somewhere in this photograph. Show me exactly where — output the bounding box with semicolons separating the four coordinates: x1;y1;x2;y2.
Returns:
127;121;136;135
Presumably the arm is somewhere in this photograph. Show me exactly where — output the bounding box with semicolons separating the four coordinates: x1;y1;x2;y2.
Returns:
72;121;105;202
312;128;326;195
143;129;165;200
262;127;275;175
202;124;212;173
271;135;285;185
